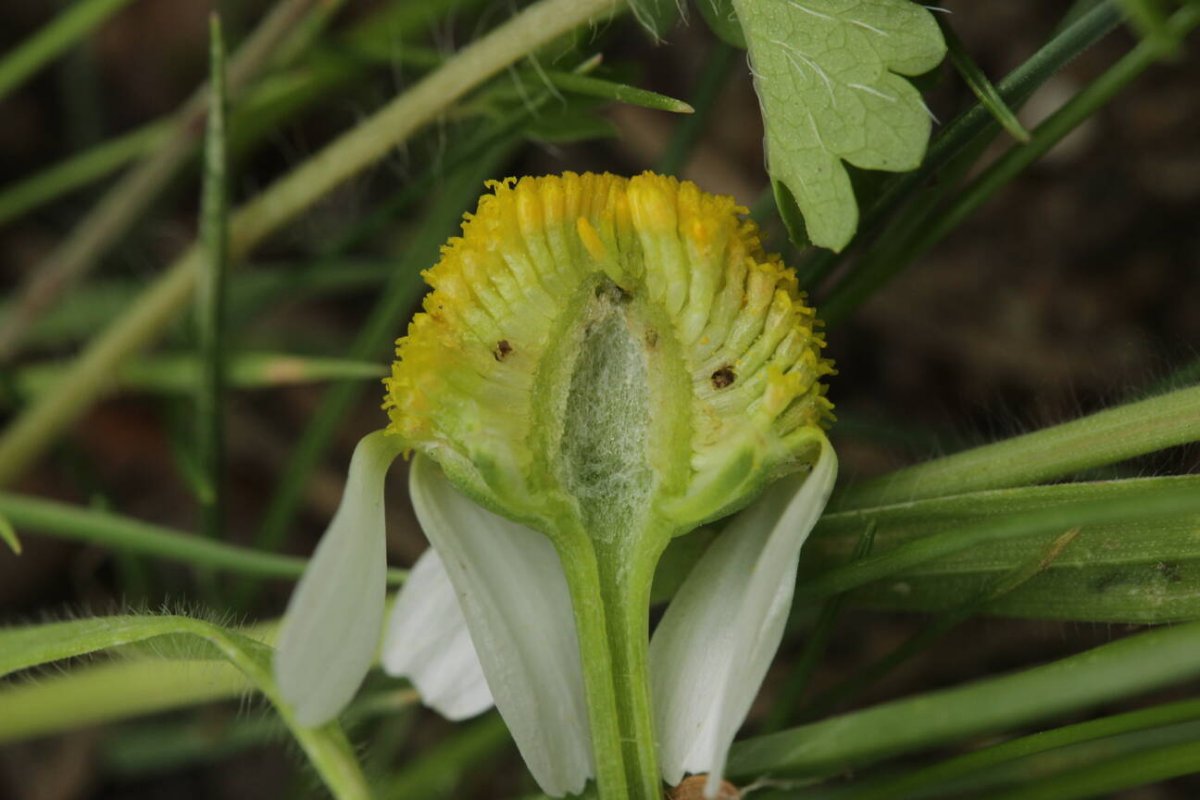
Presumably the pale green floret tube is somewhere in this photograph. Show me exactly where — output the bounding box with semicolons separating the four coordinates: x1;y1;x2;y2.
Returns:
274;172;836;800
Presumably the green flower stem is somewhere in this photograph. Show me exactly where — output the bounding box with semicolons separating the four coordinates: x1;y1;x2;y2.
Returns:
0;0;623;488
835;383;1200;510
594;540;665;800
557;545;631;800
0;490;407;585
554;534;667;800
727;620;1200;780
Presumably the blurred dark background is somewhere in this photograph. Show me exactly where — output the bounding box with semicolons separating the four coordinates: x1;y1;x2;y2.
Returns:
1;1;1198;798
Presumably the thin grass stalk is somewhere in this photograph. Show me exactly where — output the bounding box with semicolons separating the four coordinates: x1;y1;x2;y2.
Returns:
0;0;625;488
0;0;320;362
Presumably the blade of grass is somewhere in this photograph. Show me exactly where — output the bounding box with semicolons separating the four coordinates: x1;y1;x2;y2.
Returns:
196;13;230;548
0;615;369;799
804;529;1080;721
849;557;1200;623
0;514;19;554
9;352;385;400
939;17;1030;143
0;121;170;227
800;476;1200;599
791;710;1200;800
727;620;1200;779
0;0;134;102
0;0;623;488
0;0;321;363
0;0;479;228
763;523;877;733
979;738;1200;800
0;491;406;584
834;384;1200;509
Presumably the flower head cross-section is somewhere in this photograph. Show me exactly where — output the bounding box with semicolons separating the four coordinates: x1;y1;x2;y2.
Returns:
275;172;836;800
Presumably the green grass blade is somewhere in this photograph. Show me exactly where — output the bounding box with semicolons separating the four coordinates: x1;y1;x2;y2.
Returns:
0;0;622;488
804;530;1080;720
940;18;1030;143
0;0;134;102
9;352;386;400
727;620;1200;778
835;384;1200;509
0;121;170;227
196;14;230;545
803;702;1200;800
979;738;1200;800
0;513;19;554
0;491;406;584
0;615;369;799
0;0;318;363
801;476;1200;600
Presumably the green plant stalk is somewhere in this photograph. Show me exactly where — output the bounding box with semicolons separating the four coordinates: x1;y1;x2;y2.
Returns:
0;0;134;101
0;0;623;488
0;0;320;363
821;2;1200;322
558;538;667;800
839;699;1200;800
0;491;407;584
727;620;1200;779
835;383;1200;509
197;14;230;542
802;476;1200;599
0;0;484;229
0;658;249;744
0;616;369;799
980;738;1200;800
804;529;1079;721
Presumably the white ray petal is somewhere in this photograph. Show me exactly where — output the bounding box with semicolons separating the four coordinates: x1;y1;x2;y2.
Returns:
274;430;402;727
650;439;837;795
382;547;494;720
409;455;592;797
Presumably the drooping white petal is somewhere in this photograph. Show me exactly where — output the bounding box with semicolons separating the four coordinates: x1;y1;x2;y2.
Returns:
409;455;592;797
274;430;402;727
650;439;837;796
382;547;493;720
